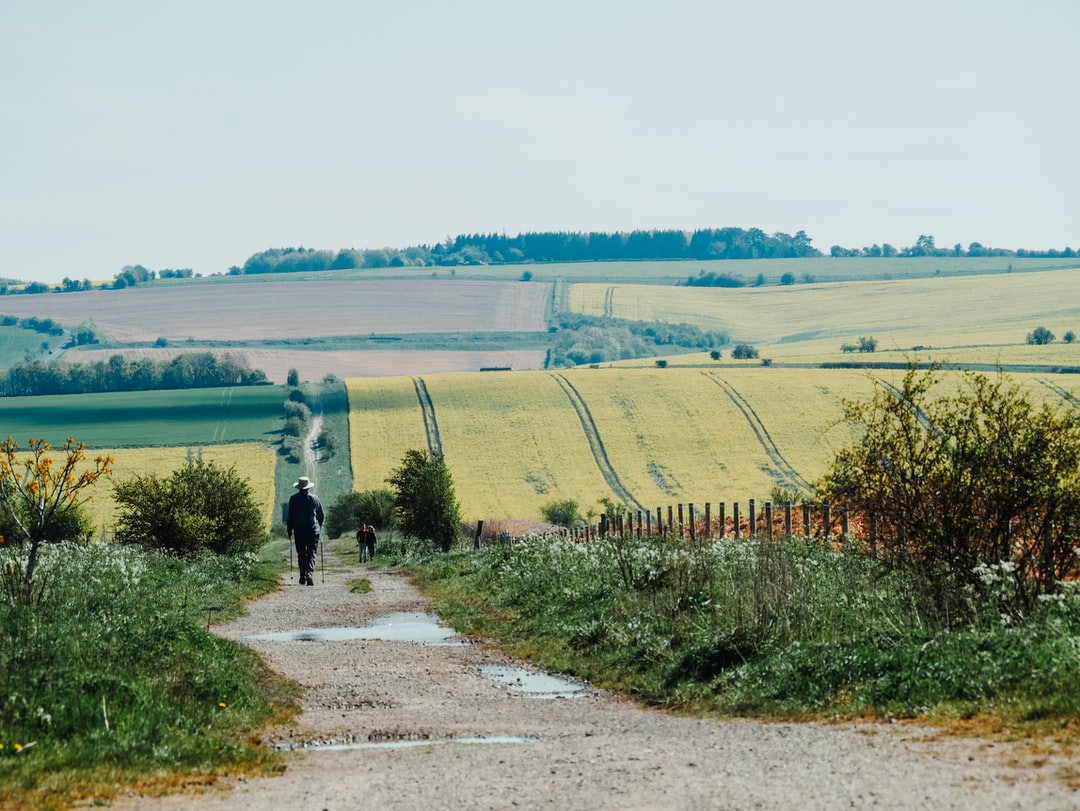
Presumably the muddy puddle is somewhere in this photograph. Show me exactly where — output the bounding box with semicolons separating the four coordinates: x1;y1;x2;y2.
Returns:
270;734;539;752
479;664;591;699
246;612;590;699
244;612;466;645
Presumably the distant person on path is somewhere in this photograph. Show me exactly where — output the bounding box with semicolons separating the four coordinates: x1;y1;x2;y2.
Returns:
287;476;324;586
357;523;377;562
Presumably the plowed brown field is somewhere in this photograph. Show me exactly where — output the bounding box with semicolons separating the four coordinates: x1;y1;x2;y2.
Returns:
3;279;550;342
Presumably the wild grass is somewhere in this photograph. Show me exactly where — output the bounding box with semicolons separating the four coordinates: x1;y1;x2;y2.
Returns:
398;533;1080;728
0;540;298;809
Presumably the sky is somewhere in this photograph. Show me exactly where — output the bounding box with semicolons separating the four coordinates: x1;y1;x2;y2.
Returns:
2;1;1078;284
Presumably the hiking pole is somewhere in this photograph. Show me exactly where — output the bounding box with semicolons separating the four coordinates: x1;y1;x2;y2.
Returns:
289;537;294;572
320;538;325;584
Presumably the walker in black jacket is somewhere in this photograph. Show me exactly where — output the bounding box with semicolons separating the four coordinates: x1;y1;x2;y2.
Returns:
286;476;324;586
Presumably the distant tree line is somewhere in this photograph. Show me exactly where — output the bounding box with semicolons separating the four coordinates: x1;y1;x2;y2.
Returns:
829;234;1077;259
0;352;268;397
236;228;822;275
1;228;1075;296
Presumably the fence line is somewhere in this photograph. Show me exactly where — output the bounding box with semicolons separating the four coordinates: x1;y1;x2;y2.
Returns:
471;500;865;551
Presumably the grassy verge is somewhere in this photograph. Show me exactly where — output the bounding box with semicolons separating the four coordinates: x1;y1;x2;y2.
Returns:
0;540;299;810
388;533;1080;734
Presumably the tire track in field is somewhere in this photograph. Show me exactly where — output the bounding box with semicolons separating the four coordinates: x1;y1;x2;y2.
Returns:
703;373;812;493
551;373;645;512
1040;378;1080;409
875;378;945;440
413;377;443;457
212;387;233;442
603;286;615;317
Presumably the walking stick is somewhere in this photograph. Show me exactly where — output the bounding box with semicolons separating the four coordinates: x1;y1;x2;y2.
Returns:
320;537;325;584
289;537;294;571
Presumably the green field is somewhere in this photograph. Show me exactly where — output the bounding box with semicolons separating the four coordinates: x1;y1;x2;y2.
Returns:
0;324;63;368
569;267;1080;367
0;385;286;448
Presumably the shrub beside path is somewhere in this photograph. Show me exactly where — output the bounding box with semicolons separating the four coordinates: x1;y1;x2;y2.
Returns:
100;557;1077;810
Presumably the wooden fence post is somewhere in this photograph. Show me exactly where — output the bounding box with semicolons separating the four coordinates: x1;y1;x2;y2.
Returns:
733;503;741;539
704;503;712;539
869;513;877;558
765;502;773;540
474;520;484;549
822;503;831;547
748;499;757;537
689;503;696;541
668;505;674;538
803;503;811;539
636;510;643;538
784;502;793;536
718;503;726;539
677;503;685;538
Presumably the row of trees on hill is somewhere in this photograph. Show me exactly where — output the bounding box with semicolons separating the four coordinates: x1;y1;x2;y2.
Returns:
0;352;268;397
829;234;1077;259
236;228;821;274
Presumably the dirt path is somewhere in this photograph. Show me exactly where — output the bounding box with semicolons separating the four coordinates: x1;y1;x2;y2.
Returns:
102;551;1078;810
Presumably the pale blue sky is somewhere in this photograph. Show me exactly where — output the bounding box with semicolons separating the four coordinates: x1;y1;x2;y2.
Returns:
2;1;1077;283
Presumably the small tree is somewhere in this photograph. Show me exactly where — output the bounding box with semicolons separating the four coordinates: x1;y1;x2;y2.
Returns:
540;498;581;527
732;344;759;360
0;437;113;602
113;460;265;557
1064;330;1076;344
709;350;721;361
286;368;300;387
1026;326;1055;345
386;450;461;552
857;336;878;353
326;488;395;538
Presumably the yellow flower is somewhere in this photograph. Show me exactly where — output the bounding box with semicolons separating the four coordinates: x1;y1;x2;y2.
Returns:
14;743;22;751
218;702;227;708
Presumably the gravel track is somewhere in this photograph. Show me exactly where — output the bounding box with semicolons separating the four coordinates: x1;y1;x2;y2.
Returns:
101;553;1078;810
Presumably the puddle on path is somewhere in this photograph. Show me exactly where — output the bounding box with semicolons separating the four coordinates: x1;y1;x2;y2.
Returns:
244;612;466;645
479;664;591;699
271;735;538;752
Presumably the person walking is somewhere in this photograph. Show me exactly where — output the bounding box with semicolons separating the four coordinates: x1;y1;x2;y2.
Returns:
361;523;377;561
286;476;324;586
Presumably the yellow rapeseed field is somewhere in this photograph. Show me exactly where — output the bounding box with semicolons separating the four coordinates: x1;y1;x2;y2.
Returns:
345;367;879;521
345;365;1080;523
82;443;277;540
346;376;431;492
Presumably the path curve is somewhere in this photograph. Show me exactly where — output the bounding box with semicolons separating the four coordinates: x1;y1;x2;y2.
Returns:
102;551;1077;810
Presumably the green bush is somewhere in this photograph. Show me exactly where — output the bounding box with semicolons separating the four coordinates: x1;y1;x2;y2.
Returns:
112;460;266;557
540;498;582;528
818;364;1080;618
